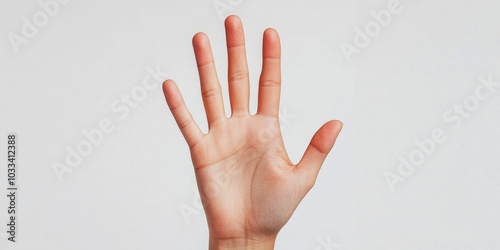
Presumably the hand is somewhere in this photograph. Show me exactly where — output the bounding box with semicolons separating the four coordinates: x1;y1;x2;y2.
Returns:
162;15;343;250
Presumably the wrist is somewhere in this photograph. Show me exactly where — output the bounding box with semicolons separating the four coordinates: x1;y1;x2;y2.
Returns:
209;235;277;250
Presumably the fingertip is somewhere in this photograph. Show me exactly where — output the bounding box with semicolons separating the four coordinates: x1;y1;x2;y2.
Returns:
192;32;209;47
326;120;343;142
225;15;246;47
262;28;280;58
264;28;277;35
162;79;175;93
264;28;279;41
163;79;174;85
225;15;241;28
329;120;343;134
311;121;342;155
314;128;333;154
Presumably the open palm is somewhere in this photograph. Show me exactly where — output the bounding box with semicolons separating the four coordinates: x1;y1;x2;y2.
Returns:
162;16;342;249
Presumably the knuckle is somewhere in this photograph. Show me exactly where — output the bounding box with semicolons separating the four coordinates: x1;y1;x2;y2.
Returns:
202;87;220;98
229;71;249;83
177;118;193;129
259;79;280;87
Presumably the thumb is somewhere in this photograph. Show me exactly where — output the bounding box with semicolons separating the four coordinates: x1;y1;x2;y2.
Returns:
294;120;343;189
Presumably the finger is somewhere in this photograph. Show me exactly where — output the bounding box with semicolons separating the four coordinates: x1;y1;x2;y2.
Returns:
193;32;226;127
257;28;281;117
294;120;343;190
225;15;250;116
162;79;204;148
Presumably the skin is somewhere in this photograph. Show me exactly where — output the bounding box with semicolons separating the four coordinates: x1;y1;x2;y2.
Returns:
162;15;343;250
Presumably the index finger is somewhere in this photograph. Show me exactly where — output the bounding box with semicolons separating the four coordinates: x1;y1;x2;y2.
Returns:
257;28;281;117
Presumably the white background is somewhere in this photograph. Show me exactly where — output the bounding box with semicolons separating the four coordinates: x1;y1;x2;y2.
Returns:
1;0;499;249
